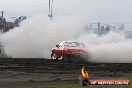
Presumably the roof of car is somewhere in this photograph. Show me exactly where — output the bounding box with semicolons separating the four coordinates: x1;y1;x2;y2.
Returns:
60;41;83;44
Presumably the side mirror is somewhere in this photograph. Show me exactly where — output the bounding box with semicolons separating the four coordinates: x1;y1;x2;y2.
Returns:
56;45;60;48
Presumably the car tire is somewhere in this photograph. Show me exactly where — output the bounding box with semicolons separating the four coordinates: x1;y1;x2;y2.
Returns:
62;55;69;62
62;55;75;62
51;53;58;61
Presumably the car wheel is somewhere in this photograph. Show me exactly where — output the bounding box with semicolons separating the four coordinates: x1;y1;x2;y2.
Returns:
51;53;58;61
62;55;74;62
62;55;68;62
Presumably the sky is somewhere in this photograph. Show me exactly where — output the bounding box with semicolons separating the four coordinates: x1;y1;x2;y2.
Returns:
0;0;132;29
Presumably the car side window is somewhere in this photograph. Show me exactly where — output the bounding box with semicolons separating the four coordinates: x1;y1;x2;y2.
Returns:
64;45;69;47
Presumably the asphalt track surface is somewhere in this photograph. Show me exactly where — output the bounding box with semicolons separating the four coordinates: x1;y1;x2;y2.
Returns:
0;58;132;88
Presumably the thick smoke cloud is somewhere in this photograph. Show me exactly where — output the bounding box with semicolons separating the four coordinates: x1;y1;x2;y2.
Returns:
77;32;132;63
0;15;88;58
1;15;132;63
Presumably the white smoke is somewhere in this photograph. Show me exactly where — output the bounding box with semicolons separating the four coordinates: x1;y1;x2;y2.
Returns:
1;15;132;63
0;15;88;58
77;32;132;63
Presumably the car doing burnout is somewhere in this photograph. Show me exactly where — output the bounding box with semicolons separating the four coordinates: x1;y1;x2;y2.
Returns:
51;41;88;62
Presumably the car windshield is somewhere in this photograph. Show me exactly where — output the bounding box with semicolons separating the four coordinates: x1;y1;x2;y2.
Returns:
63;42;85;48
